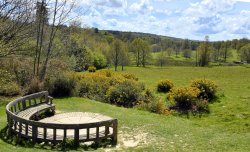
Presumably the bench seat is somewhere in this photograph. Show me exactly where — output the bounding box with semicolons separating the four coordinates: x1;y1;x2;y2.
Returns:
16;103;55;120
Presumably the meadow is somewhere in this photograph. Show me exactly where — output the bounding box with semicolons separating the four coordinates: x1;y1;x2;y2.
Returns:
0;66;250;151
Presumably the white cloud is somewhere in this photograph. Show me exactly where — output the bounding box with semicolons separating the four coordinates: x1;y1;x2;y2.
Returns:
236;0;250;2
130;0;153;14
185;0;236;17
241;10;250;14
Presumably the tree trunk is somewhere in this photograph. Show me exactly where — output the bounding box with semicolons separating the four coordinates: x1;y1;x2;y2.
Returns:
39;0;58;80
137;51;140;67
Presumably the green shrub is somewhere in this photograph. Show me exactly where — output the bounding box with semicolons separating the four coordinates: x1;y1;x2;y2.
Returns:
14;68;32;87
0;83;20;96
190;79;218;101
136;89;166;114
93;53;107;69
157;79;174;93
107;80;142;107
25;78;43;95
147;99;166;114
88;66;96;72
168;87;200;112
0;69;20;96
44;74;75;97
192;99;209;114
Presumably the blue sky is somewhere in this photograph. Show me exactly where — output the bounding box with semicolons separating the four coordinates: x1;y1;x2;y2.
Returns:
72;0;250;41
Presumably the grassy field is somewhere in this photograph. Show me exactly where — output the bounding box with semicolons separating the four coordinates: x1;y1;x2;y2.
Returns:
0;66;250;151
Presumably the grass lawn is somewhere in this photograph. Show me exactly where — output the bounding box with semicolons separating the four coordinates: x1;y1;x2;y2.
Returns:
0;66;250;151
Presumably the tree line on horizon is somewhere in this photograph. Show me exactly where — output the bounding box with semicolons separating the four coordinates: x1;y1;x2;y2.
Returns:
1;0;250;77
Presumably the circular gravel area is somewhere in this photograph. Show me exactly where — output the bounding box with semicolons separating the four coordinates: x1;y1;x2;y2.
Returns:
38;112;114;138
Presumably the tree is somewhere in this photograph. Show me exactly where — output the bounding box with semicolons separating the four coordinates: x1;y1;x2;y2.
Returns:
221;41;231;62
34;0;48;76
197;36;212;67
120;43;129;71
0;0;35;57
212;41;222;62
240;43;250;63
131;38;143;67
182;39;190;50
110;39;123;71
141;40;150;67
31;0;77;80
156;51;168;67
131;38;151;67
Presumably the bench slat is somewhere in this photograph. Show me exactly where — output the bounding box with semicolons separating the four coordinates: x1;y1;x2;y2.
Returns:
16;103;55;120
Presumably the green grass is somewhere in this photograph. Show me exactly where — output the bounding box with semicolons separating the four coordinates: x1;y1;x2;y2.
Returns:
0;66;250;151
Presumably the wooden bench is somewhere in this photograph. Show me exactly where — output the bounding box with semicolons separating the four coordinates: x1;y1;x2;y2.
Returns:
6;91;118;145
16;103;55;120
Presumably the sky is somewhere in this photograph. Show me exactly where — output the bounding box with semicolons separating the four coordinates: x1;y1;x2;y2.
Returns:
71;0;250;41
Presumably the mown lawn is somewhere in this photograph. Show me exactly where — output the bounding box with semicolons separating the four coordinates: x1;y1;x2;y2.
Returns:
0;66;250;151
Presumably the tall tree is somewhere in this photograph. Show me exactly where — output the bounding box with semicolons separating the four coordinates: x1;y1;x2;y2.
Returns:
120;43;129;71
34;0;48;76
240;43;250;63
35;0;75;80
198;36;212;67
131;38;151;67
141;40;150;67
110;39;123;71
156;51;168;67
131;38;142;67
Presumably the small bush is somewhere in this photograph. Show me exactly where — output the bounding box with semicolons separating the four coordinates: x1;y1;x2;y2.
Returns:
25;78;43;95
192;99;209;114
136;89;166;114
147;99;166;114
88;66;96;72
44;74;75;97
0;83;20;96
190;79;218;101
157;79;174;93
107;80;142;107
14;69;33;87
0;69;20;96
168;87;200;112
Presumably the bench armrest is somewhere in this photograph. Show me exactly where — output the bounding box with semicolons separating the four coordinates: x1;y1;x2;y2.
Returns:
48;96;53;104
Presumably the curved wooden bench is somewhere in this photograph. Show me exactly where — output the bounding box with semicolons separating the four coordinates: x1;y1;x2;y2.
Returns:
16;103;55;120
6;91;118;145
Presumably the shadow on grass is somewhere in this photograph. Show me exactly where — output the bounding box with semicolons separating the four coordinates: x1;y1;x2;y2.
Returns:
0;126;116;151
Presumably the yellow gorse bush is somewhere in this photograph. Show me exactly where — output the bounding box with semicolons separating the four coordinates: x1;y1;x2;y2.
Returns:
168;87;200;101
190;79;218;101
157;79;174;93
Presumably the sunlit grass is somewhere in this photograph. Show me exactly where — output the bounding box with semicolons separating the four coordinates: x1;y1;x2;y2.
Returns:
0;66;250;151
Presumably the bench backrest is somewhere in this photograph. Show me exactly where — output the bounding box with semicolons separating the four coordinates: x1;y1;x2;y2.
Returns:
6;91;50;114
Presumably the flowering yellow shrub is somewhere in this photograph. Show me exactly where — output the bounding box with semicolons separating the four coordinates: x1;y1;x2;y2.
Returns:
190;79;218;101
75;70;144;105
168;87;200;111
157;79;174;93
